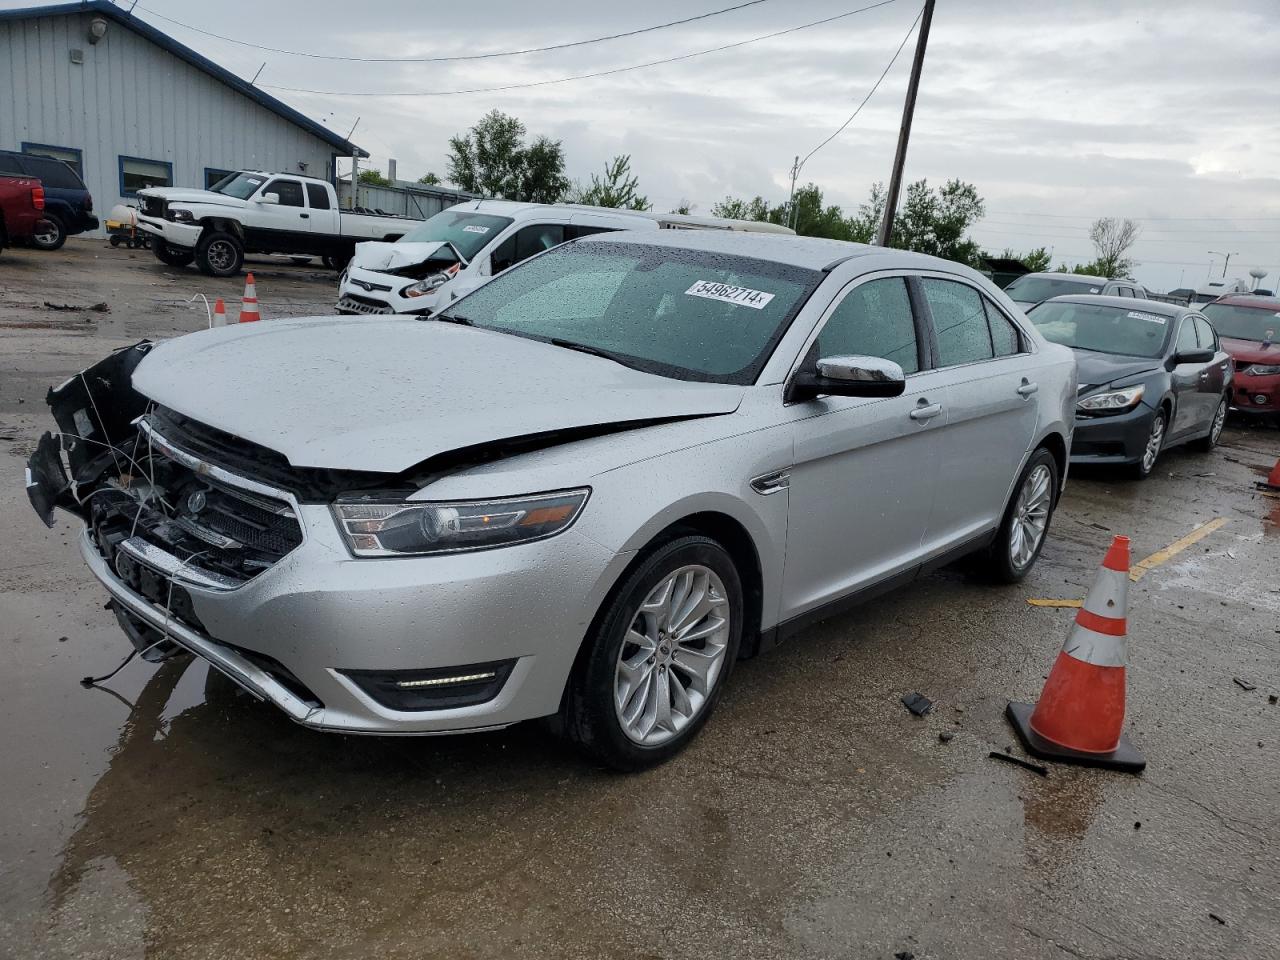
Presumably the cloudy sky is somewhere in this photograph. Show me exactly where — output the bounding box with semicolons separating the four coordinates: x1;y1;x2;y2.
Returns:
47;0;1280;289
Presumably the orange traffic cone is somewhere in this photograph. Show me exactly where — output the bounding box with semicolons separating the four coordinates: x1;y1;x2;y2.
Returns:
238;273;261;323
1257;457;1280;493
212;297;227;328
1006;535;1146;772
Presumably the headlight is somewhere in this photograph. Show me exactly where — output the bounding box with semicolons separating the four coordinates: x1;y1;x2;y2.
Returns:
332;489;590;557
403;274;450;298
1243;363;1280;376
168;208;194;222
1078;384;1145;413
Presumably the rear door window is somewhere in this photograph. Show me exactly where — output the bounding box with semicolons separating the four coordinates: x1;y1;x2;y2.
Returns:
984;298;1023;356
815;277;920;374
22;156;83;188
0;153;26;176
305;183;331;209
921;278;995;367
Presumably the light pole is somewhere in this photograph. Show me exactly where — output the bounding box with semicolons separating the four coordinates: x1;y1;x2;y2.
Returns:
876;0;937;247
1207;250;1238;278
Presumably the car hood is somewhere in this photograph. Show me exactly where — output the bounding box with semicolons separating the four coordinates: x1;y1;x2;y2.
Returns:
131;318;745;473
138;187;246;208
1220;336;1278;365
1072;349;1163;390
350;240;454;272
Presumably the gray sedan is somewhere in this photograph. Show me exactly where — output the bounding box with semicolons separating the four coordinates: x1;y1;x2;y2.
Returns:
25;231;1076;770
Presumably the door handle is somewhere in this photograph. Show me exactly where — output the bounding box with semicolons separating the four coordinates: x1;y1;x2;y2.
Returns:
1017;380;1038;398
910;401;943;421
300;213;310;219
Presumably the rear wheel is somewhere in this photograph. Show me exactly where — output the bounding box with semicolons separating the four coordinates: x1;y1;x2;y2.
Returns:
981;448;1058;584
153;240;195;267
562;535;742;771
1191;396;1228;452
323;252;351;271
195;230;243;277
1130;409;1166;479
31;213;66;250
108;234;122;247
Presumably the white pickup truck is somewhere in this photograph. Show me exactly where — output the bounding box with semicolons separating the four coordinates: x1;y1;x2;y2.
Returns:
135;171;418;277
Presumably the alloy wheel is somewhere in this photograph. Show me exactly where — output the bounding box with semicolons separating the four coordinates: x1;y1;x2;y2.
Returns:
1143;415;1165;472
33;222;60;246
207;240;236;272
613;564;730;746
1009;464;1052;570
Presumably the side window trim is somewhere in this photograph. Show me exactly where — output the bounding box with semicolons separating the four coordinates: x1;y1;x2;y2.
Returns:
915;276;996;369
912;269;1040;367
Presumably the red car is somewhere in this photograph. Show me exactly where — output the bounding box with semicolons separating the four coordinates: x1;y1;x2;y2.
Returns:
0;174;49;258
1202;295;1280;420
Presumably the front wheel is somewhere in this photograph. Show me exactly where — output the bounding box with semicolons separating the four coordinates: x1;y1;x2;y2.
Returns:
562;535;743;771
195;230;243;277
982;448;1059;584
1191;396;1228;452
1130;409;1166;479
31;214;66;251
153;240;195;267
323;252;351;271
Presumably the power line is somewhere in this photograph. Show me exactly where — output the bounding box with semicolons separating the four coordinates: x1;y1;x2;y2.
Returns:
987;209;1280;223
980;218;1280;236
259;1;899;97
975;225;1280;245
132;0;776;63
799;6;923;168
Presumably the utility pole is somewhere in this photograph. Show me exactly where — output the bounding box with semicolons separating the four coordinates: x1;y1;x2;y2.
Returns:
876;0;936;248
1208;250;1237;278
786;155;800;230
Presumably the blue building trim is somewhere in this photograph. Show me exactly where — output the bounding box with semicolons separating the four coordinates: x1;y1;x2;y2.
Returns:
204;166;234;189
118;154;173;197
1;2;367;158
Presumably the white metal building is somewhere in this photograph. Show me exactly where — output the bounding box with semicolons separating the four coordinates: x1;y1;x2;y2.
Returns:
0;0;366;234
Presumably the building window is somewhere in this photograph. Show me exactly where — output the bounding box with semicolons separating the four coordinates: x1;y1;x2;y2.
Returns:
22;142;83;178
205;167;234;190
119;156;173;197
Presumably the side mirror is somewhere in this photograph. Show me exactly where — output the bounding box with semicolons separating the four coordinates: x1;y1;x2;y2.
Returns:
787;355;907;403
258;192;280;205
1173;348;1214;365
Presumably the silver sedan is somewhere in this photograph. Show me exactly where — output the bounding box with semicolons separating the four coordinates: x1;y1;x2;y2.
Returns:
25;231;1076;769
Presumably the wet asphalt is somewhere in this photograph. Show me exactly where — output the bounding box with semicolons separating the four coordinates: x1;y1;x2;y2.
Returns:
1;241;1278;959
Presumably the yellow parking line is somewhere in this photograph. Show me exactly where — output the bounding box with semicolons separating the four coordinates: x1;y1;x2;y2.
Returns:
1128;517;1229;582
1027;517;1229;606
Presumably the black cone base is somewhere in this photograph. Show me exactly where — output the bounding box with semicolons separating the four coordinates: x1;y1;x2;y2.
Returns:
1005;701;1146;774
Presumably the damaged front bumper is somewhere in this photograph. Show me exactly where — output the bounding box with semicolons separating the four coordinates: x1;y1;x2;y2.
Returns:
25;343;628;735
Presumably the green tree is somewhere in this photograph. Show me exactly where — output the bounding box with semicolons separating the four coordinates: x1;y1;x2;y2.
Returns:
357;168;392;187
892;178;986;266
671;199;694;215
417;172;441;186
446;109;570;203
710;195;770;221
996;246;1052;272
572;154;651;210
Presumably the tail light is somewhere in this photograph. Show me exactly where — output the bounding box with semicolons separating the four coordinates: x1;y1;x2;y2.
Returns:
31;186;45;210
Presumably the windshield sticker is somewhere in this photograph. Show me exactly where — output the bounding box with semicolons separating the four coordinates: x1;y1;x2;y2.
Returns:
685;280;775;310
1126;311;1166;324
462;224;490;235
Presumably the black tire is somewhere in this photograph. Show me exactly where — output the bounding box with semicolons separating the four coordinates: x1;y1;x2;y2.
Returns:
323;252;351;272
153;239;195;268
195;230;243;277
30;213;66;251
109;234;122;247
1129;409;1167;479
1191;395;1229;452
981;447;1059;584
562;534;743;771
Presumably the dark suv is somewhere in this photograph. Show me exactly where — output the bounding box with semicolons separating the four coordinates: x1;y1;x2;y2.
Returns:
0;150;98;249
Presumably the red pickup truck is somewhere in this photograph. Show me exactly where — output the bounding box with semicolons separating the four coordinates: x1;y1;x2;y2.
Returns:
0;175;49;258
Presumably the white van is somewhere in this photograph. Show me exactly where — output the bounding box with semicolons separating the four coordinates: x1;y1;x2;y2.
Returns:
336;200;794;316
1193;277;1251;304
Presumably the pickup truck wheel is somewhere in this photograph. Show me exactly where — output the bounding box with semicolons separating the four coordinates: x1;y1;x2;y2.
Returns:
196;231;243;277
31;214;66;251
323;253;351;271
153;240;195;267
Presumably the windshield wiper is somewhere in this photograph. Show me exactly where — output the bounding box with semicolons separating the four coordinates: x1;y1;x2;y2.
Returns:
549;338;639;370
430;314;472;326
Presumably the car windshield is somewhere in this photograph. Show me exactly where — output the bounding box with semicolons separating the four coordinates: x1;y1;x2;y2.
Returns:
437;241;823;384
210;172;268;200
397;211;515;262
1201;303;1279;342
1004;276;1104;302
1028;301;1173;358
